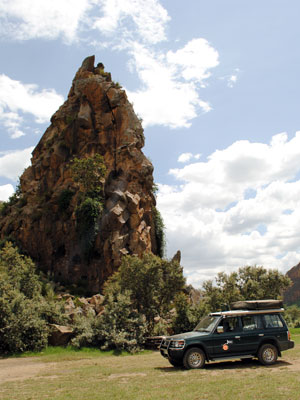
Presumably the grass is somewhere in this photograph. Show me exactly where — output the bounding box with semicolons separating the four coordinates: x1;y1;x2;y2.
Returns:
0;336;300;400
17;346;143;361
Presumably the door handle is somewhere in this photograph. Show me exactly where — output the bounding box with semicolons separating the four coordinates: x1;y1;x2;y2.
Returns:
259;334;264;337
235;336;241;339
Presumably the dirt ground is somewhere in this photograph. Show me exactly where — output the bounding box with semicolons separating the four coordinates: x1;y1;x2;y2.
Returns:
0;352;300;384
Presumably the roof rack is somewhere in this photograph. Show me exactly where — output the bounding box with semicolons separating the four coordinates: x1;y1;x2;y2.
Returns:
230;300;283;311
210;308;284;317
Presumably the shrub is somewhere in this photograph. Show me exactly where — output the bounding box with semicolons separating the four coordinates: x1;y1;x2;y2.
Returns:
104;253;186;333
0;290;48;354
70;312;97;349
96;291;147;353
70;154;106;197
0;242;66;354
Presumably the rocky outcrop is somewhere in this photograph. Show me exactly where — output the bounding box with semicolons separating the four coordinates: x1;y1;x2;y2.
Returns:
284;262;300;304
0;56;159;293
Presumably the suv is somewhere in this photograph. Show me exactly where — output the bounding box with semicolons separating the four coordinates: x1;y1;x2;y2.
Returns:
160;300;294;369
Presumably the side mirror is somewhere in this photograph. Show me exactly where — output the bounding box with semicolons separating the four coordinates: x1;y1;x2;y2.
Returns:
217;326;224;334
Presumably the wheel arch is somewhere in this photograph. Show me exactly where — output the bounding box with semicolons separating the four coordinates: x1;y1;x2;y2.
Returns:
257;338;281;357
184;343;209;361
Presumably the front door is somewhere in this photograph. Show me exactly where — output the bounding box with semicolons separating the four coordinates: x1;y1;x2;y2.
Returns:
212;317;242;358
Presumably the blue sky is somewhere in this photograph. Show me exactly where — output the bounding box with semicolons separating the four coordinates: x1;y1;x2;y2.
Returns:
1;0;300;286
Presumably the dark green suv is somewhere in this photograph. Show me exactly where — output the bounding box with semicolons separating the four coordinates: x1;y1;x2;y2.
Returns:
160;300;294;369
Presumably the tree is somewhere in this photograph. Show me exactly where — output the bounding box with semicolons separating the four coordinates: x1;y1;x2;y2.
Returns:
104;253;186;332
202;266;291;312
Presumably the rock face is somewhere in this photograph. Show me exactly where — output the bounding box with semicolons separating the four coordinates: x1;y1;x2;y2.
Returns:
284;262;300;304
0;56;159;293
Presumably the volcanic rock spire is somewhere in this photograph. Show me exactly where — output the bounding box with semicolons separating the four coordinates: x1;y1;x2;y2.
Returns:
0;56;160;293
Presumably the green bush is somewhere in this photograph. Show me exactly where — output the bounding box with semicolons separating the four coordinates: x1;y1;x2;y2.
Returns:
0;242;66;354
104;253;186;333
70;312;97;349
284;305;300;328
96;291;147;353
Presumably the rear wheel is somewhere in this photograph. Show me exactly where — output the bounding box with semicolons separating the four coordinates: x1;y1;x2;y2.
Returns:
258;344;278;365
168;358;183;367
183;347;205;369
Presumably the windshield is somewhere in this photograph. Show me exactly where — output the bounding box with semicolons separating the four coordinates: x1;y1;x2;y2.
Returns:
194;315;219;332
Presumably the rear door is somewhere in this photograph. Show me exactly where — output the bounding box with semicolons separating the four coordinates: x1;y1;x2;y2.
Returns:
237;314;264;354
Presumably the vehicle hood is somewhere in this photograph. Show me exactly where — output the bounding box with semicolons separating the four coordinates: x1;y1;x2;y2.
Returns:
167;331;209;340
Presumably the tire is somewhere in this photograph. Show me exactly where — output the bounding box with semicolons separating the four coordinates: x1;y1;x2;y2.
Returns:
168;358;183;367
258;344;278;366
183;347;206;369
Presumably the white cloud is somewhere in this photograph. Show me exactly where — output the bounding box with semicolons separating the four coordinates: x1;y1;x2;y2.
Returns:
178;153;193;163
0;147;34;181
0;0;92;42
0;0;169;46
0;184;15;201
166;38;219;83
93;0;170;46
127;40;218;128
178;153;202;163
0;74;64;138
0;1;219;130
157;132;300;287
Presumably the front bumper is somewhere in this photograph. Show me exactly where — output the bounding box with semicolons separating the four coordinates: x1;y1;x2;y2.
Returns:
160;338;185;360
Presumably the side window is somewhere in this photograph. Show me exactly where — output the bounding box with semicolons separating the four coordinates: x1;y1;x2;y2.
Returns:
241;315;262;331
263;314;283;328
222;317;240;332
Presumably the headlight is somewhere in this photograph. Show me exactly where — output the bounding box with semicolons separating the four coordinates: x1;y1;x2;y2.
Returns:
170;340;185;349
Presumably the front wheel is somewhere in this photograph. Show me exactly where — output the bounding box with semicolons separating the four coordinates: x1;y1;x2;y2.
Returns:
183;348;205;369
258;344;278;365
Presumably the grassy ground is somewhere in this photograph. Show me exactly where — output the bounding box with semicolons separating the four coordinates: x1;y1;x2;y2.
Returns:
0;333;299;400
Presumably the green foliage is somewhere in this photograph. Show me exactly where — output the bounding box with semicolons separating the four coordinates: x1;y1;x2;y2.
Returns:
96;291;147;353
75;198;102;256
202;266;292;312
284;304;300;328
152;207;166;258
70;312;97;349
0;291;48;354
104;253;186;332
0;242;66;354
75;198;102;237
58;189;74;212
171;293;209;334
70;154;106;197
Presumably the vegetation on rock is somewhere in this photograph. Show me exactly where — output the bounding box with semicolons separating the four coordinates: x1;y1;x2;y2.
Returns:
70;154;106;197
152;206;166;258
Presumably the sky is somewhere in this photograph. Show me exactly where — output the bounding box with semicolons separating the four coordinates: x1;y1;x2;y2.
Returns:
1;0;300;287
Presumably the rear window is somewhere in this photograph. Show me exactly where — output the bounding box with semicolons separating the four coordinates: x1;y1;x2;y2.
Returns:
263;314;283;328
241;315;263;331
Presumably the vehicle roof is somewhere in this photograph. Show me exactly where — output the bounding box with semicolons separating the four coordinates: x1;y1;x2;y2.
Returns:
210;308;285;317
